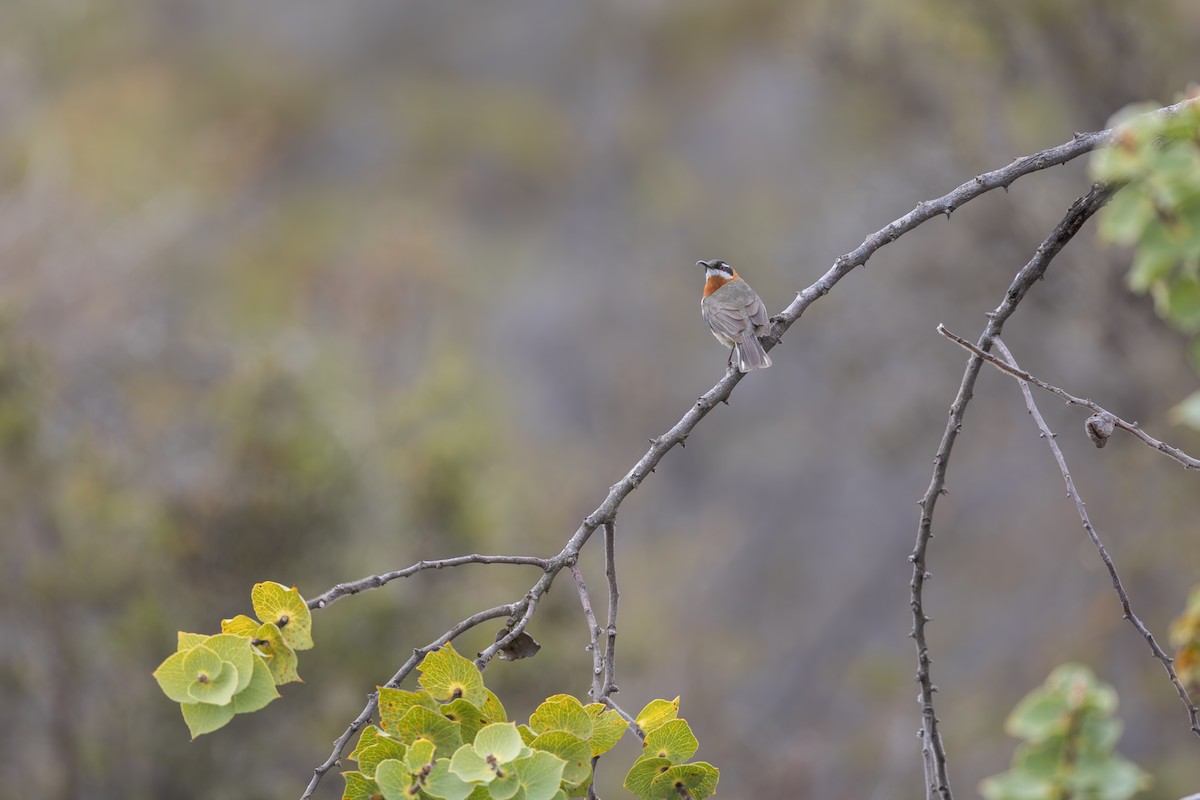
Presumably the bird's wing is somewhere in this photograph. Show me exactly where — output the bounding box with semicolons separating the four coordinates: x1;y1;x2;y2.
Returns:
703;301;751;342
745;292;770;332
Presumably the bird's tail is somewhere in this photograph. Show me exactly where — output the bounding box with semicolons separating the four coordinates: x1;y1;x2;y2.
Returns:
735;335;772;372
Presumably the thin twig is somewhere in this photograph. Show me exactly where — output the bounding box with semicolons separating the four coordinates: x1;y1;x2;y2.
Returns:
306;554;551;610
600;521;619;699
936;326;1200;470
991;337;1200;736
299;604;513;800
570;563;605;701
603;697;646;741
910;183;1118;800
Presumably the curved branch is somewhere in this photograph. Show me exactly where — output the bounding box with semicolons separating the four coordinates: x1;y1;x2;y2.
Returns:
990;337;1200;736
910;183;1118;800
307;555;552;610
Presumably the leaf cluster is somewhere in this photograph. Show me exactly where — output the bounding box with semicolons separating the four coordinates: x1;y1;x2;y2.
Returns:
979;663;1150;800
152;581;313;737
1090;92;1200;426
341;643;633;800
622;698;719;800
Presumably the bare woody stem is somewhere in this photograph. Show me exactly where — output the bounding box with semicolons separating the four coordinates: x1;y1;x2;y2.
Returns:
990;337;1200;736
936;326;1200;470
910;183;1118;800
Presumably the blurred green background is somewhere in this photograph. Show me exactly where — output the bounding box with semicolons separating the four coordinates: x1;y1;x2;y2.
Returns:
1;1;1199;798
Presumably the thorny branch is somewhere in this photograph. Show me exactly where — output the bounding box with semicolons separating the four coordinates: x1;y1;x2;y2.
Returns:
989;337;1200;736
300;99;1195;799
910;183;1117;800
936;326;1200;470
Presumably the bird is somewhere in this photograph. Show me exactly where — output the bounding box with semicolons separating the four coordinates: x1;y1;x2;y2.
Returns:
697;259;772;372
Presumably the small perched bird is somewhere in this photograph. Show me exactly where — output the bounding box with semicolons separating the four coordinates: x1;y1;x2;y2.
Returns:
698;259;772;372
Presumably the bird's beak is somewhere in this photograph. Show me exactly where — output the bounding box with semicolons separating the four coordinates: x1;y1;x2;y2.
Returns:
696;260;708;268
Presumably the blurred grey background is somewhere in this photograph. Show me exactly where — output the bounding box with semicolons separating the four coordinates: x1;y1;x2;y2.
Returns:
1;1;1199;798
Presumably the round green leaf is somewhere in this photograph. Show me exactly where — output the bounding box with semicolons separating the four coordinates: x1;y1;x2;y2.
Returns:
528;731;591;786
177;631;207;649
634;698;678;735
200;633;256;694
183;646;238;706
425;757;477;800
623;756;671;799
379;686;440;732
359;737;410;779
481;688;507;723
583;704;627;757
1005;688;1069;743
647;762;719;800
376;758;416;800
251;622;301;685
529;695;592;739
474;723;525;764
153;647;198;704
221;614;260;638
405;738;438;773
979;769;1057;800
449;743;495;784
393;706;463;755
250;581;313;650
442;698;488;745
342;770;383;800
180;700;236;739
231;653;280;713
513;750;567;800
419;643;486;706
642;718;698;764
488;768;521;800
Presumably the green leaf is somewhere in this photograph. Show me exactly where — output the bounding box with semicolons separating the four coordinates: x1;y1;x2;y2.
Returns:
623;756;671;799
342;769;384;800
647;762;719;800
153;648;198;704
392;706;463;755
425;757;477;800
1070;753;1152;800
359;737;410;779
449;743;495;784
1162;273;1200;331
528;731;592;786
419;643;486;706
405;738;438;772
251;621;301;685
200;633;257;695
634;698;679;735
641;718;698;764
250;581;314;650
512;750;568;800
231;653;280;713
481;688;507;723
978;769;1058;800
1128;242;1178;293
1098;186;1156;246
350;725;384;761
183;645;238;706
442;698;488;745
221;614;260;638
488;768;521;800
180;700;236;738
529;695;592;739
177;631;207;649
375;758;416;800
517;725;537;746
473;723;526;763
379;687;441;732
1005;688;1069;742
583;704;627;757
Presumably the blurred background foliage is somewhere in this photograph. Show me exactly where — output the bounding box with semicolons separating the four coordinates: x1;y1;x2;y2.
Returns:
1;1;1199;798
